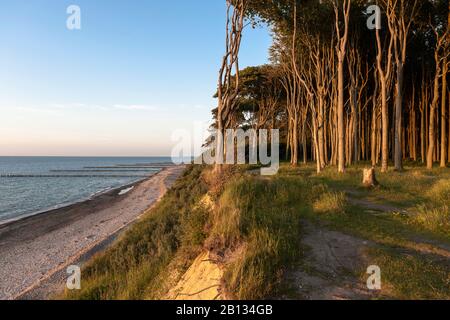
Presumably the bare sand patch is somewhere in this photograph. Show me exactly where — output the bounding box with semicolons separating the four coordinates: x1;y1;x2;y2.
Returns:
165;251;224;300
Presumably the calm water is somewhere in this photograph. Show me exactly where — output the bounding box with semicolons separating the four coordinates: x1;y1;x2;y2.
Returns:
0;157;173;224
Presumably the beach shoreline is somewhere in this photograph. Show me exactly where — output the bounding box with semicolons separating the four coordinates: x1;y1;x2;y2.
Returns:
0;165;186;300
0;176;149;228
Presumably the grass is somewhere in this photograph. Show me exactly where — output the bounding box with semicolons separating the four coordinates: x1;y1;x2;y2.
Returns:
412;205;450;233
406;173;450;234
302;162;450;237
276;162;450;299
216;162;449;300
427;179;450;205
64;161;450;300
208;176;308;299
313;190;347;214
366;248;450;300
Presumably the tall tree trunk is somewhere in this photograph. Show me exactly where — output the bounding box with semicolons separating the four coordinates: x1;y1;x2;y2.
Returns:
318;96;326;169
394;62;404;170
381;80;389;172
427;67;441;169
371;109;378;166
428;24;448;169
331;83;338;166
421;108;425;163
293;114;299;165
333;0;350;173
441;59;448;167
302;129;308;164
386;0;419;171
312;112;321;173
375;26;393;173
411;105;417;161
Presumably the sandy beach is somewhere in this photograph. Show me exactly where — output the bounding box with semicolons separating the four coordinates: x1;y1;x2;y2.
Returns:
0;165;185;300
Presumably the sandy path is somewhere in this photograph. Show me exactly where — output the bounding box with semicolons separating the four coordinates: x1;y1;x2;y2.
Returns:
0;165;185;300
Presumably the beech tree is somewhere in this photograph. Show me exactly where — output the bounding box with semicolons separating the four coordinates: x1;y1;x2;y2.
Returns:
331;0;351;173
215;0;247;172
384;0;420;171
214;0;450;172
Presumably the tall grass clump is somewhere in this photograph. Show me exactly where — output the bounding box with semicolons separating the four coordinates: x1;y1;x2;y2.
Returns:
426;179;450;207
208;176;309;299
412;205;449;232
312;186;347;214
410;179;450;234
64;165;209;300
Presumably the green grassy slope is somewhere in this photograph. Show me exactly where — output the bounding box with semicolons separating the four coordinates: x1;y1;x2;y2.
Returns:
65;162;450;300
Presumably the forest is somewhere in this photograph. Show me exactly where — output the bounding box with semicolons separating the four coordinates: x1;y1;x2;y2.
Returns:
214;0;449;173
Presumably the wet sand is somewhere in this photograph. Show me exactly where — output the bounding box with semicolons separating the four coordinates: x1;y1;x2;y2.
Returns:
0;165;185;300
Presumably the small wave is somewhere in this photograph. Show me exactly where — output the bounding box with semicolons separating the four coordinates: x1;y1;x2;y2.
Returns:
89;187;113;198
118;186;134;196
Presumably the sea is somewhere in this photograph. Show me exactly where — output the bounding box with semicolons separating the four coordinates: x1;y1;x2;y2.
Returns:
0;157;174;224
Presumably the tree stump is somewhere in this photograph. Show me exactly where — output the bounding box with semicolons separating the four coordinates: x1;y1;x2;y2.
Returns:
363;168;378;187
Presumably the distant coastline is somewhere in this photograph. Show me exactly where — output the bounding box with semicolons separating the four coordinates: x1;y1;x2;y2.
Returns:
0;175;150;228
0;165;186;300
0;157;176;224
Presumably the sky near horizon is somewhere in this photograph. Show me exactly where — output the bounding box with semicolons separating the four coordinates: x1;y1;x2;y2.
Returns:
0;0;272;156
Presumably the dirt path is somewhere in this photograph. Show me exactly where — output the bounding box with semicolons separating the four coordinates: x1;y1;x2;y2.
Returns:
345;192;450;257
344;190;409;214
284;190;450;300
0;165;185;300
283;221;380;300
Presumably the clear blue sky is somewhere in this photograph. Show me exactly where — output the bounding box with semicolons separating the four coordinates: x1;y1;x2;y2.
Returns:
0;0;272;156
